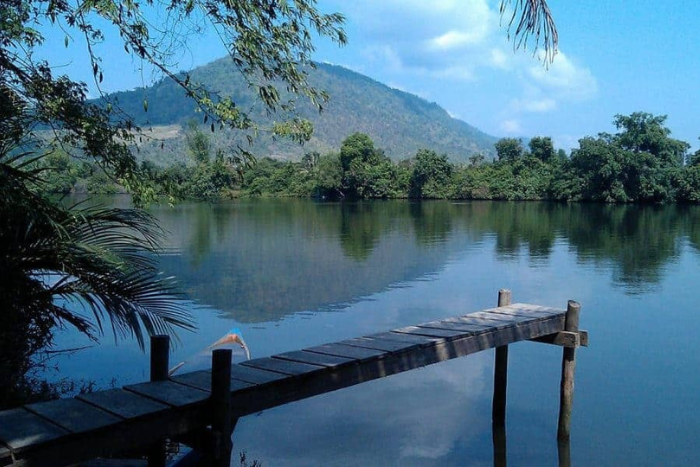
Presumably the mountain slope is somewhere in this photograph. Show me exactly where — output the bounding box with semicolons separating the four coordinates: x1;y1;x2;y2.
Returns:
109;58;498;163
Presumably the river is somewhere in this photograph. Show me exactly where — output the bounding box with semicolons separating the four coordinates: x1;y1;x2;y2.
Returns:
50;198;700;466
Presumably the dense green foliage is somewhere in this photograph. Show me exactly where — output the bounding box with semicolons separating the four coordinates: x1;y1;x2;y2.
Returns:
42;112;700;204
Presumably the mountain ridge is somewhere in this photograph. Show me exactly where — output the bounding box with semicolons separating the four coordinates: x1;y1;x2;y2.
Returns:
109;58;499;164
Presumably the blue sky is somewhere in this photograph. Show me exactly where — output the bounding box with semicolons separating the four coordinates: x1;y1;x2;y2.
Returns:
41;0;700;152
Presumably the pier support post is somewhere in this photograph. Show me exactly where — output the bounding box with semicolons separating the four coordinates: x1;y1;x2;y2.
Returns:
150;335;170;382
557;301;581;440
148;335;170;467
492;289;511;426
210;349;233;467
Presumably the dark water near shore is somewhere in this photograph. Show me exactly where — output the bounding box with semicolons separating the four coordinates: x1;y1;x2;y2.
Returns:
51;199;700;465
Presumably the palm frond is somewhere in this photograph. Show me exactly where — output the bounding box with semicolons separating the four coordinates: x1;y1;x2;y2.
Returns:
500;0;558;63
1;157;195;349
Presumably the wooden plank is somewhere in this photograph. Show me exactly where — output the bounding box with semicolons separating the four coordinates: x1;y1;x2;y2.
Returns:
508;303;564;315
417;320;491;333
78;389;169;419
304;343;388;362
124;381;209;408
0;407;68;452
7;396;209;466
275;350;356;368
339;337;421;353
579;330;588;347
370;332;445;346
26;398;121;434
230;364;288;385
529;331;585;348
241;357;324;376
393;325;468;339
487;304;563;318
172;370;253;392
466;311;543;323
444;315;513;328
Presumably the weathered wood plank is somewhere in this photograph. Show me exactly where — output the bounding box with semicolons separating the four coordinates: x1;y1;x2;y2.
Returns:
579;330;588;347
339;337;421;353
444;315;513;328
0;407;68;452
370;332;445;346
304;343;387;362
275;350;355;368
393;325;468;339
466;311;545;323
417;320;490;333
78;389;169;419
124;381;209;408
508;303;563;315
9;407;210;467
487;304;562;318
172;370;253;393
529;331;588;348
230;364;288;385
241;357;324;376
26;398;121;434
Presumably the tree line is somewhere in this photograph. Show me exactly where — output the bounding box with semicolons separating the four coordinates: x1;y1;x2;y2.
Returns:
43;112;700;204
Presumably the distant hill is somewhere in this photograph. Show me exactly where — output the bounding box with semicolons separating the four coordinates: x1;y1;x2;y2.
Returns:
108;58;498;164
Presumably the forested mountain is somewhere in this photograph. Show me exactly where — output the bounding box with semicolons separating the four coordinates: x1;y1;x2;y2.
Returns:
108;58;498;164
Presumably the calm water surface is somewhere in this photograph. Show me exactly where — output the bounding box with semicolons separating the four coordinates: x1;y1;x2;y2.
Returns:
52;199;700;466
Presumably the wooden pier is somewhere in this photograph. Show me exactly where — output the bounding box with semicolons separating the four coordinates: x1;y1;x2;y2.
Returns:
0;291;587;466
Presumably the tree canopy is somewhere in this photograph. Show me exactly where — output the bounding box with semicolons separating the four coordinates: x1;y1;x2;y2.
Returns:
1;0;347;194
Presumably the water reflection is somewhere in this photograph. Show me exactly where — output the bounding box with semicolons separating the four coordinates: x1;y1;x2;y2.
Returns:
149;199;700;326
153;200;461;323
231;356;493;466
43;197;700;466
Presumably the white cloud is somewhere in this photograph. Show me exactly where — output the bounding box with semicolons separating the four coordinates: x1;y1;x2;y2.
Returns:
490;48;510;69
429;30;484;50
500;119;523;134
511;97;557;112
527;52;598;102
323;0;599;133
333;1;597;96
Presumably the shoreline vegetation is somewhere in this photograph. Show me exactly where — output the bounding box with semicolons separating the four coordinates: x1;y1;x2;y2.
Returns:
38;112;700;205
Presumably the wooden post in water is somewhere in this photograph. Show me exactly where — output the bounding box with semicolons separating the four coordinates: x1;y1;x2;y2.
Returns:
210;349;233;467
492;289;511;426
148;335;170;467
557;300;581;440
150;335;170;382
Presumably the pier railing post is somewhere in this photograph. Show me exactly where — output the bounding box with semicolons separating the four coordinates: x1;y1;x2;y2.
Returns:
492;289;511;426
210;349;233;467
150;335;170;382
557;300;581;440
148;335;170;467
